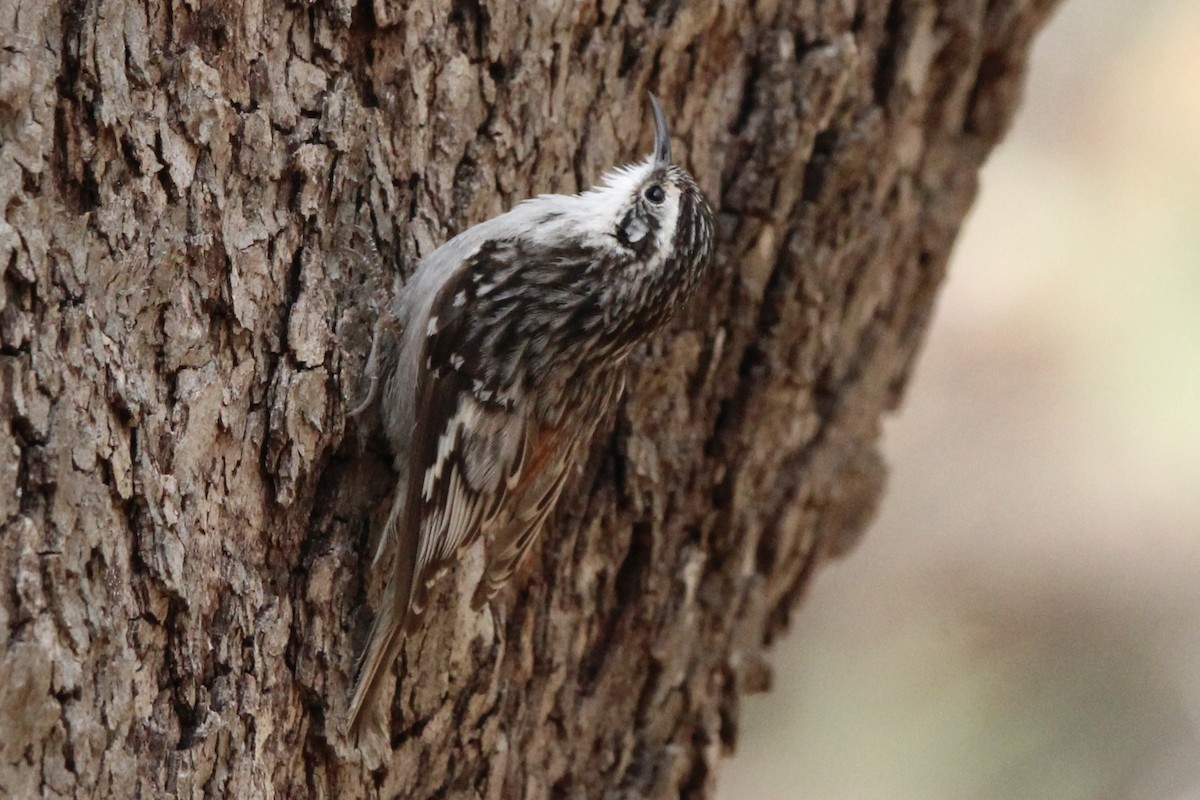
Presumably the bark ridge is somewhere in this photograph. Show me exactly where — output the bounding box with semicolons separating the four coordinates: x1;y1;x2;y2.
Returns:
0;0;1056;797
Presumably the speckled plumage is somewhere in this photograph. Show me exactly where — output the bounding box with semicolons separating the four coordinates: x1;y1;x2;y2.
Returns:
348;95;714;739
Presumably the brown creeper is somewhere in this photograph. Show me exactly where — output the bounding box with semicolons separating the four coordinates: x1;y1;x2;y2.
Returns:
348;94;715;737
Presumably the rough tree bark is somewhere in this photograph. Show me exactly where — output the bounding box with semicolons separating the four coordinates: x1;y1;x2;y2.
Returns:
0;0;1058;797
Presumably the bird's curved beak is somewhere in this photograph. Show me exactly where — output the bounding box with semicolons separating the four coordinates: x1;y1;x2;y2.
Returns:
649;93;672;167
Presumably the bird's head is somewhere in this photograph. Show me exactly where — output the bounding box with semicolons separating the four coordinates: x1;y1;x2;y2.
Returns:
580;95;714;277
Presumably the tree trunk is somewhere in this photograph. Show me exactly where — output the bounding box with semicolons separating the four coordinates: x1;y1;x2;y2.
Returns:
0;0;1057;797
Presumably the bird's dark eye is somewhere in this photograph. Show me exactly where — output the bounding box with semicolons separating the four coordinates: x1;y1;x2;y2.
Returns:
644;184;666;204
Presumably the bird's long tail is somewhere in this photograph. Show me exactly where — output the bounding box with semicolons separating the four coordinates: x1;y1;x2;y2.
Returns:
347;501;416;741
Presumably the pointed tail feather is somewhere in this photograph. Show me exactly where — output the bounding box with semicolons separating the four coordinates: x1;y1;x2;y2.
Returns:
347;499;418;740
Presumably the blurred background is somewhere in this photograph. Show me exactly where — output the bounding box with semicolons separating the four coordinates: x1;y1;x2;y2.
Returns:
719;1;1200;798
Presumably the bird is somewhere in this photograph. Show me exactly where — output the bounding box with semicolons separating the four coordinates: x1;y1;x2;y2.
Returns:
347;93;715;739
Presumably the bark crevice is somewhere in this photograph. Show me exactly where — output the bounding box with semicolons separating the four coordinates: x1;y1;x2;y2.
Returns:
0;1;1059;797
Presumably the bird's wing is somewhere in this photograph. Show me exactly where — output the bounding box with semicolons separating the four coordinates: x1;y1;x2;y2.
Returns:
470;418;575;608
349;240;533;737
473;367;626;607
